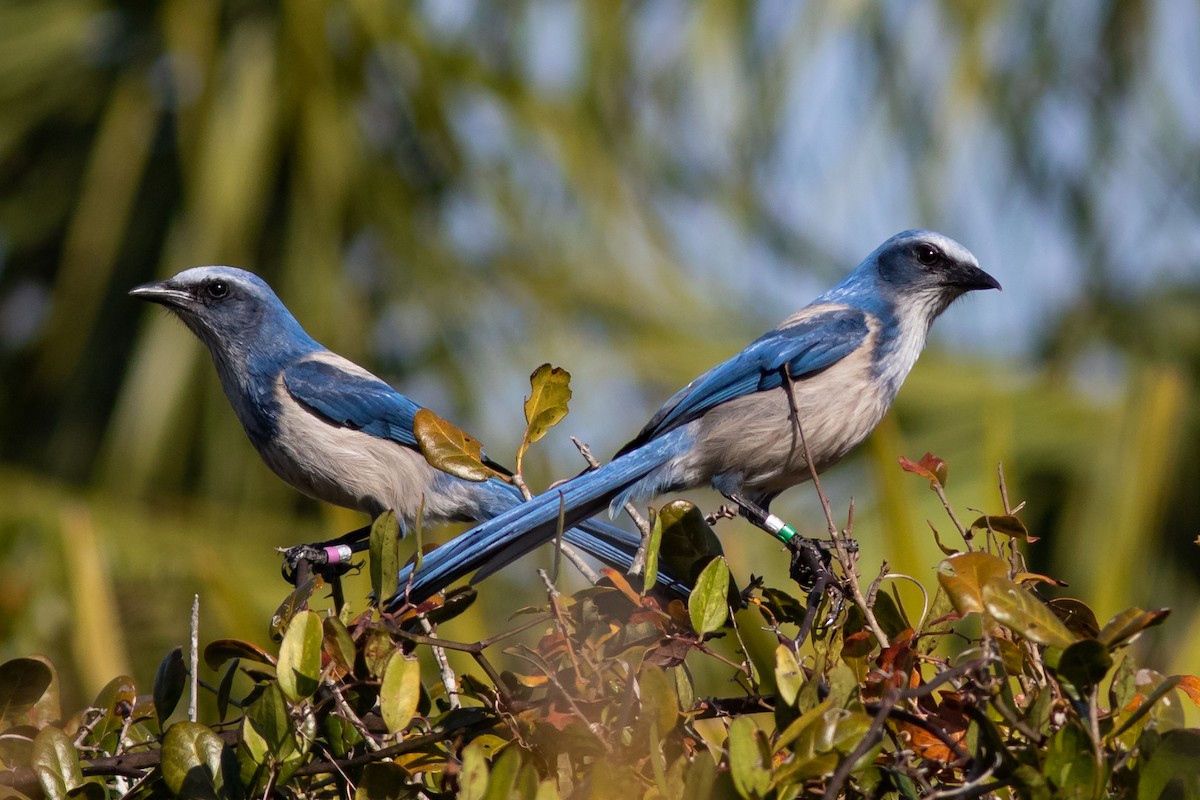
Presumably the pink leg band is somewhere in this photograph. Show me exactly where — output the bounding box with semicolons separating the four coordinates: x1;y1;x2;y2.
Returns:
325;544;355;564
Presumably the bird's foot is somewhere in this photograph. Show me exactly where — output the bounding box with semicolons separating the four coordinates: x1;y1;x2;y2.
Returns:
280;543;358;585
788;536;834;591
705;504;740;526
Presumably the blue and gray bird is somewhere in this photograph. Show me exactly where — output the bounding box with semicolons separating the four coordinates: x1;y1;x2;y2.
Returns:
130;267;684;594
393;230;1000;605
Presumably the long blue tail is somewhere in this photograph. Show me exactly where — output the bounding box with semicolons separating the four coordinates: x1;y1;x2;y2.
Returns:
390;436;681;606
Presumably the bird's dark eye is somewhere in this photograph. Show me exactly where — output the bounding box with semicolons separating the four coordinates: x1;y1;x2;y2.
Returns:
206;280;229;299
915;244;941;266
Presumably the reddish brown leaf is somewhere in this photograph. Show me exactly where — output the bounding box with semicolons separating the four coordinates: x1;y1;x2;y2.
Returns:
645;637;693;668
543;706;577;731
1176;675;1200;708
600;567;644;605
898;723;965;762
899;452;948;488
842;631;875;659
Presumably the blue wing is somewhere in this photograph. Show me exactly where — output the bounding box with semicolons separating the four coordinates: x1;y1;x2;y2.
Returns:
281;357;422;449
618;308;870;454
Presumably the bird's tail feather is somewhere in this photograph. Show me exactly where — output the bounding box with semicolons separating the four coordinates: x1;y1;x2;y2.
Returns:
390;437;679;606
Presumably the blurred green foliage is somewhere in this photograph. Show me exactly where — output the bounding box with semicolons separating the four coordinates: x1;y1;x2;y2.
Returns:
0;0;1198;715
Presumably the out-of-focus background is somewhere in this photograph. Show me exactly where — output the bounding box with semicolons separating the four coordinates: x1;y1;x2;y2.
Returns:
1;1;1198;709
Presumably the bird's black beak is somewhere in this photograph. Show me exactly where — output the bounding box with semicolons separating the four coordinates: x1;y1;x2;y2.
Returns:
949;264;1002;292
129;280;193;309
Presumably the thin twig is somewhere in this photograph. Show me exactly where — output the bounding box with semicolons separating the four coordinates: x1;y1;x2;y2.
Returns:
329;683;381;752
418;615;460;710
781;365;889;649
512;472;534;502
189;595;199;722
572;436;652;571
931;482;969;546
558;541;601;585
538;568;586;681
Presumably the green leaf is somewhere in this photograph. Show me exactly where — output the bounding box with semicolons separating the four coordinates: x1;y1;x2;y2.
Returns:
354;762;415;800
1098;607;1170;650
203;639;275;671
0;658;53;729
774;705;876;784
215;660;238;723
638;666;680;737
683;753;717;800
380;651;422;734
277;610;323;701
1109;655;1138;718
161;721;230;800
369;510;401;603
759;588;806;626
32;727;82;800
1044;722;1096;796
1137;729;1200;800
774;645;803;707
1056;639;1113;693
322;615;356;679
517;364;572;472
727;716;771;799
936;552;1008;615
981;576;1077;649
362;626;398;679
245;682;294;761
873;589;911;639
1049;598;1102;640
656;501;726;585
483;747;524;800
688;556;730;635
969;514;1035;541
269;577;323;641
458;741;490;800
89;675;137;750
153;647;187;727
414;408;498;482
643;508;664;592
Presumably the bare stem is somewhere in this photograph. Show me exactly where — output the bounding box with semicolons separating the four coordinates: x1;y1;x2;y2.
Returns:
572;435;652;571
931;482;969;547
329;683;382;752
558;541;601;585
417;615;460;710
189;595;199;722
781;365;889;649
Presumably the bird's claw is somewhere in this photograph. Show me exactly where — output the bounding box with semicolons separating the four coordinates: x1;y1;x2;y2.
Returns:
280;544;355;585
788;536;834;591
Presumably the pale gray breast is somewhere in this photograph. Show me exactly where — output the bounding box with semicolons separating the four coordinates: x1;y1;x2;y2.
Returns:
685;318;892;497
258;378;478;525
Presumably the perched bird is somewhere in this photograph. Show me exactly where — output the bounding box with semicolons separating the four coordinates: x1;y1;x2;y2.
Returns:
130;267;687;595
393;230;1000;605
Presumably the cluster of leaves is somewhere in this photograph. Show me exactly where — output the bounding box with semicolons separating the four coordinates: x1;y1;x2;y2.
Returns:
3;367;1199;799
3;460;1199;799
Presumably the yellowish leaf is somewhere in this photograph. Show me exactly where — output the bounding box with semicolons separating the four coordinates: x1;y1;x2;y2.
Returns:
414;408;497;483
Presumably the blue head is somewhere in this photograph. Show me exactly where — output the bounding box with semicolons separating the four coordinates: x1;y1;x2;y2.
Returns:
130;266;320;363
822;230;1000;321
130;267;323;442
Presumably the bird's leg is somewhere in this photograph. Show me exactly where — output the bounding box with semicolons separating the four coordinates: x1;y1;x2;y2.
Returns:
723;492;805;548
280;525;371;585
723;491;848;615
